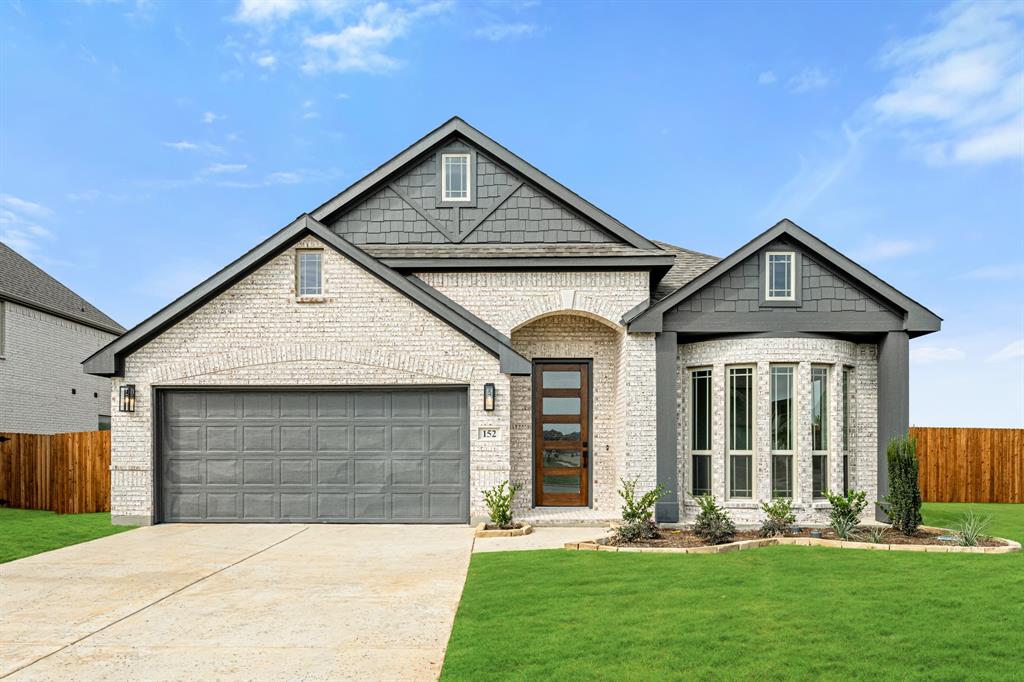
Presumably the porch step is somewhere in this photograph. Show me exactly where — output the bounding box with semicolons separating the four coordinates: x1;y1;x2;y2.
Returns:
520;508;619;528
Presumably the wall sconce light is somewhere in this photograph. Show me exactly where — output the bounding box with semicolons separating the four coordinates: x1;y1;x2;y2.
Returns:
483;383;496;412
119;384;136;413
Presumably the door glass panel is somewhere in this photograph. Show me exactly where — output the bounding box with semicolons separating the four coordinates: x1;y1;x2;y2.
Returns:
543;371;581;389
543;449;581;468
542;397;580;415
543;473;581;494
542;423;580;441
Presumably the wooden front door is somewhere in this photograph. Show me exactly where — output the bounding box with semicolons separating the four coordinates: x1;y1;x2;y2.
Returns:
533;361;590;506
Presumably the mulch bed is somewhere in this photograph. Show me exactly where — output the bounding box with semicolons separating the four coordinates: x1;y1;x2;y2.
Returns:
482;522;527;531
602;526;1009;549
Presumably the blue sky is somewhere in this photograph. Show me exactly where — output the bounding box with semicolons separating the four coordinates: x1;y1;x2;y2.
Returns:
1;0;1021;426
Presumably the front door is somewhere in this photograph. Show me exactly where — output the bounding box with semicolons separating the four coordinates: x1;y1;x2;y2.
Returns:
533;361;590;506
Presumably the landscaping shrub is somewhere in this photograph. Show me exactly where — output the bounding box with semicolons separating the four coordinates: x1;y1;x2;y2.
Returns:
953;509;992;547
825;489;868;539
693;495;736;545
861;526;887;544
759;498;796;537
883;434;923;536
613;478;667;542
482;481;522;528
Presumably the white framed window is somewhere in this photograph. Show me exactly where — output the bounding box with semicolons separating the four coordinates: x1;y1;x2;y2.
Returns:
441;153;471;201
766;251;796;301
811;365;829;499
842;366;853;495
0;300;5;357
727;366;754;498
690;367;712;497
296;249;323;296
770;364;795;498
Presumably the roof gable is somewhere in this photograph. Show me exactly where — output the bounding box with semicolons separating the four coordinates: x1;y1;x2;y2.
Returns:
628;219;942;336
312;118;657;249
0;241;124;335
83;215;530;377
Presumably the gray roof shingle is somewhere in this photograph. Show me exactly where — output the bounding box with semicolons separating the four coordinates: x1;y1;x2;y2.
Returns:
652;240;721;300
0;241;125;335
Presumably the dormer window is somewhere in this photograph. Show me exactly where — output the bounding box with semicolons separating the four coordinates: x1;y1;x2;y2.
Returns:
297;249;322;296
766;251;795;301
441;153;471;201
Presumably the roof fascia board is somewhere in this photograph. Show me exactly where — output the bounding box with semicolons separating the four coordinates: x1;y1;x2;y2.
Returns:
309;117;659;250
627;219;941;334
380;255;676;270
0;292;124;335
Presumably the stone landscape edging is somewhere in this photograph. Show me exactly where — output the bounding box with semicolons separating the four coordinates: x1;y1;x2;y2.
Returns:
565;527;1020;555
474;522;534;538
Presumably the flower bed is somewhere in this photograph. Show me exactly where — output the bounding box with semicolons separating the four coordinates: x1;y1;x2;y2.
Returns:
474;522;534;538
565;525;1019;554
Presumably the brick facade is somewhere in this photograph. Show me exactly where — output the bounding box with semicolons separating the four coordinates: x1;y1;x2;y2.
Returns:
677;337;878;525
0;301;115;434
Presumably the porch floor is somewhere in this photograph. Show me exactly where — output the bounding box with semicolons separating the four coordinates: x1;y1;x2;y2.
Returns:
520;507;619;527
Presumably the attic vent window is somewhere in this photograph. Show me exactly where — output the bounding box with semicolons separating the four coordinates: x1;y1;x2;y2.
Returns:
441;153;471;201
766;251;796;301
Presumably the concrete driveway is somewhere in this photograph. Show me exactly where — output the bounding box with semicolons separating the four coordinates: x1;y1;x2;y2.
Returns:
0;523;475;681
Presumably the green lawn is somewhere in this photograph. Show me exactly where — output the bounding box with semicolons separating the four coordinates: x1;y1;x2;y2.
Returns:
0;507;136;563
442;503;1024;681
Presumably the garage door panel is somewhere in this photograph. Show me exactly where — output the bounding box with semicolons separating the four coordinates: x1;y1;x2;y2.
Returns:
159;388;468;523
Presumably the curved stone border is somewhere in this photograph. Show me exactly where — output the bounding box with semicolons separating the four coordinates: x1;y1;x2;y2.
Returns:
475;522;534;538
565;528;1020;555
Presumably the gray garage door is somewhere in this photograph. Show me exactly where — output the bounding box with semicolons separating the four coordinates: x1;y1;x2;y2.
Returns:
157;388;469;523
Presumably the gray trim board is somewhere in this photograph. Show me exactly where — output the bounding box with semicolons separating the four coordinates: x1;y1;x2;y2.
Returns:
83;214;530;377
654;331;679;523
662;310;904;333
627;219;942;336
381;254;675;272
876;331;909;522
309;117;659;250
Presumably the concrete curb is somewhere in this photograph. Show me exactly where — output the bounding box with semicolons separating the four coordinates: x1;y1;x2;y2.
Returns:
474;522;535;539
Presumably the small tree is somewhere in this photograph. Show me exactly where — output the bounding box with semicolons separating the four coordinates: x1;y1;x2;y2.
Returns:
824;489;868;539
482;481;522;529
884;434;922;536
693;495;736;545
759;498;796;537
613;478;668;542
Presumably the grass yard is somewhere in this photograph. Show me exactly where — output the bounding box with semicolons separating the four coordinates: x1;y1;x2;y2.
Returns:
0;508;136;563
442;503;1024;681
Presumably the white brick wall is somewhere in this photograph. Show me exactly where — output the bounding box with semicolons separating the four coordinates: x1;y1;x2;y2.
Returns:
677;337;878;525
0;301;115;434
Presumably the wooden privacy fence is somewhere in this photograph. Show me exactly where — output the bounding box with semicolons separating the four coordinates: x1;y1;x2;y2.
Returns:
910;427;1023;504
0;430;111;513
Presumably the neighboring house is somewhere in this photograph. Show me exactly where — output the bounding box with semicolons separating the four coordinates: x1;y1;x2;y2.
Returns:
1;242;125;434
84;118;940;527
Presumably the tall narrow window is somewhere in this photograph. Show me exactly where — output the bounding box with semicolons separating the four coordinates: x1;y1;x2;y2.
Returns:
727;366;753;498
766;251;795;300
811;366;829;499
297;250;322;296
0;300;5;356
842;367;852;495
690;368;712;496
442;153;471;201
770;365;794;498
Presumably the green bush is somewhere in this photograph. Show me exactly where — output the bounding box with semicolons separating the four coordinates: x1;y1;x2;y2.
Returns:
953;509;992;547
861;526;887;544
693;495;736;545
825;489;868;539
759;498;796;537
482;480;522;528
613;478;667;542
883;434;923;536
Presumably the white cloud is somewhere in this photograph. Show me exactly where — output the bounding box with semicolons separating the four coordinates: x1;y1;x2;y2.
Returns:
302;111;320;120
202;163;248;174
234;0;308;25
217;170;307;188
787;67;832;93
988;340;1024;362
254;52;277;68
854;238;928;262
163;140;200;151
0;193;52;218
960;263;1024;281
911;346;966;364
473;22;536;41
302;1;451;74
757;70;777;85
66;189;100;202
872;1;1024;165
335;92;350;99
201;111;226;124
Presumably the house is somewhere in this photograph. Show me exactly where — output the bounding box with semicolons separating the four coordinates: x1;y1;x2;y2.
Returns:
1;242;125;434
84;118;940;527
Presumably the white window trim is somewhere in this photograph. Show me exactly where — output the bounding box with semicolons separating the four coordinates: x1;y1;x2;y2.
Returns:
440;153;472;202
296;249;323;297
765;251;796;301
769;364;796;454
810;365;831;500
726;365;755;499
689;367;713;498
